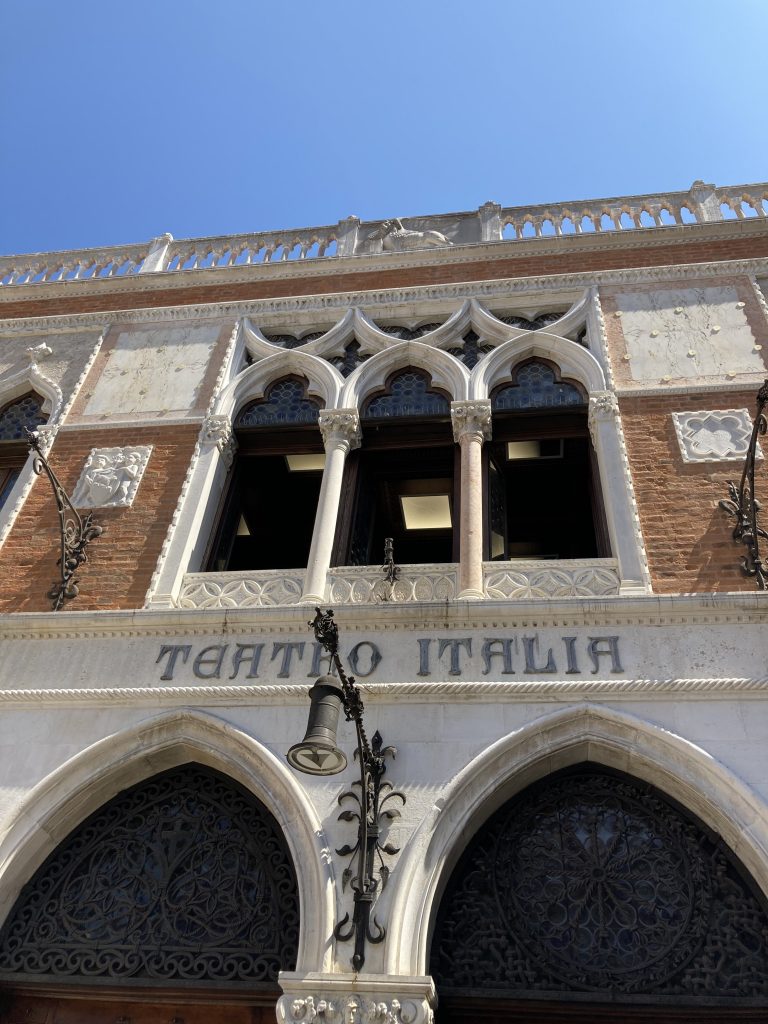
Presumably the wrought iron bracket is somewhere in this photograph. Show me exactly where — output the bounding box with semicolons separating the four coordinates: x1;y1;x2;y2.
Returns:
310;608;406;972
27;429;103;610
380;536;401;600
719;380;768;590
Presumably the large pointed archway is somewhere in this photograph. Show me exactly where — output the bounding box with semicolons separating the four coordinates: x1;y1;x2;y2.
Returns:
0;762;300;1024
429;763;768;1023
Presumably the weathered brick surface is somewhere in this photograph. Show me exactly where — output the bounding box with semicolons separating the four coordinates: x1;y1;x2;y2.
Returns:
2;234;767;319
620;391;768;593
0;425;199;612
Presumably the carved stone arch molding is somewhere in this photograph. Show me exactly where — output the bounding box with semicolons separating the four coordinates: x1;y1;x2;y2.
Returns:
216;349;344;421
339;340;470;408
471;332;606;400
0;708;335;974
385;704;768;978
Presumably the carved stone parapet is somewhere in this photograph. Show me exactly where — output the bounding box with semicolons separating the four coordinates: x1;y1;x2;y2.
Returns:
450;400;492;442
71;445;152;509
319;408;362;450
201;414;237;468
278;976;435;1024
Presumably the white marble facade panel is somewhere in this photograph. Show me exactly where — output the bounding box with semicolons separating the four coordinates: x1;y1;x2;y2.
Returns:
71;445;153;508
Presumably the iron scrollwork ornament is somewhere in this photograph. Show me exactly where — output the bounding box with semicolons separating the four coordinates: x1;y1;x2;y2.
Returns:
26;429;103;610
310;608;406;971
720;379;768;589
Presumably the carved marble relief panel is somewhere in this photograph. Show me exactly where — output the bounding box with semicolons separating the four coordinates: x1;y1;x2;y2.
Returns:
70;319;235;422
72;445;153;508
601;279;767;388
672;409;762;463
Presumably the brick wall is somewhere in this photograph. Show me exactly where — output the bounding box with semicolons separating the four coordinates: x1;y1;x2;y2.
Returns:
0;424;199;612
620;390;768;593
2;234;767;319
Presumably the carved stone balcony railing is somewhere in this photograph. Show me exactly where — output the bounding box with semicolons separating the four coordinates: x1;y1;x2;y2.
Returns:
177;569;306;609
3;180;766;289
176;559;619;609
483;559;620;600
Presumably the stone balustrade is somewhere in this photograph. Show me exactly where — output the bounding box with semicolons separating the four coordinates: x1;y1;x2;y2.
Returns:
2;181;766;289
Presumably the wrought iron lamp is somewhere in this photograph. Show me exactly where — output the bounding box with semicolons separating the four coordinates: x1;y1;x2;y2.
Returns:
287;608;405;972
26;428;102;610
720;379;768;590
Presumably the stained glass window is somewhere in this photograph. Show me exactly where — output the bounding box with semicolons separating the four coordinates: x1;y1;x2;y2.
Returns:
363;368;450;419
0;392;46;440
236;378;321;428
492;360;584;411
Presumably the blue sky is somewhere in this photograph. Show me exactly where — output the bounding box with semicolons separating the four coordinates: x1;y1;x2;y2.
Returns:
1;0;765;256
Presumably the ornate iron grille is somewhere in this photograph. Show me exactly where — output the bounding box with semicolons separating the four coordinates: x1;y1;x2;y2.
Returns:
431;766;768;1002
363;369;450;419
0;764;299;984
492;361;585;411
236;378;321;427
0;392;46;440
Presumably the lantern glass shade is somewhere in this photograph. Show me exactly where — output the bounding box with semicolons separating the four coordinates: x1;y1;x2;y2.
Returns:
287;675;348;776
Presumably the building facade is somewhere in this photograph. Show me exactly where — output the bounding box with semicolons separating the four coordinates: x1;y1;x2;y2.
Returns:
0;181;766;1022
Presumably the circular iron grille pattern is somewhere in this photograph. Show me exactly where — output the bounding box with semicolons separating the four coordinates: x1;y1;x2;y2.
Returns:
0;764;299;983
430;766;768;1000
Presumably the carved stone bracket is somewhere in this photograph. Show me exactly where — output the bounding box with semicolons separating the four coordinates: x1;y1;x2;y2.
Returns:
71;446;153;509
319;408;362;450
278;977;435;1024
588;390;619;443
201;414;237;468
450;400;492;442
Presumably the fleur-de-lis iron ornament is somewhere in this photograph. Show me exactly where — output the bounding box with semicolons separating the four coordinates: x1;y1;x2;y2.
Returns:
26;428;103;609
309;608;405;972
720;380;768;589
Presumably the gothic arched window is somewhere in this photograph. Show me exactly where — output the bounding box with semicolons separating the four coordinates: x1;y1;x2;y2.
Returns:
486;359;606;560
430;765;768;1018
0;391;47;511
208;376;325;571
0;764;299;986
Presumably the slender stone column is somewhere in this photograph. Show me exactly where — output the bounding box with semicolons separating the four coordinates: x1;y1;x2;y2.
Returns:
451;400;492;600
301;409;362;604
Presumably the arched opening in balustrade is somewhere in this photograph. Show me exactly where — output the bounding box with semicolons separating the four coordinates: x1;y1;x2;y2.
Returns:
0;763;300;1024
486;359;607;561
206;375;325;571
429;763;768;1023
334;366;457;567
0;390;47;512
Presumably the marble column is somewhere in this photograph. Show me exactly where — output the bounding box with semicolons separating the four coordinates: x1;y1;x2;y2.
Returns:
451;400;492;600
301;409;362;605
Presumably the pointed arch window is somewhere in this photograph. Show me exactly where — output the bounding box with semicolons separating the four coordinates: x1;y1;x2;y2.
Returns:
335;367;457;567
431;765;768;1019
207;376;325;571
0;763;299;987
0;391;47;510
486;359;608;560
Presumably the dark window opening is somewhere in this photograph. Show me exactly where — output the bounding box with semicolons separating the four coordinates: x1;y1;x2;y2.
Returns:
0;391;47;513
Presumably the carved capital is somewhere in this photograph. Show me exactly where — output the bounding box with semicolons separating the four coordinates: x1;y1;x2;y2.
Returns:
278;993;433;1024
451;400;492;442
319;408;362;450
201;414;237;468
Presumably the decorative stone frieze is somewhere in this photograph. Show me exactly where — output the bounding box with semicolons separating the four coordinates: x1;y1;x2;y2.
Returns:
672;409;762;462
71;445;152;509
201;413;237;468
328;564;457;605
318;408;361;449
450;399;492;441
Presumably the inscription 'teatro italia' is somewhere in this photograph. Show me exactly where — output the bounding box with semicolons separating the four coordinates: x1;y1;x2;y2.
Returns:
155;635;625;681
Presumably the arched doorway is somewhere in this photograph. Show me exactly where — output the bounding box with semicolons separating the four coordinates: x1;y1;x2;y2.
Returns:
0;763;299;1023
430;764;768;1023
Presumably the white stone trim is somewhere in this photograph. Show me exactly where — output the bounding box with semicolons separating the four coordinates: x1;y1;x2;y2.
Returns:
672;408;762;463
217;349;343;420
339;340;470;407
278;974;435;1024
0;708;336;973
483;559;620;599
386;703;768;975
471;331;606;398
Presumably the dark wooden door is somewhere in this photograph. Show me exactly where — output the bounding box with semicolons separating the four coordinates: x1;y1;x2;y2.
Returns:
0;991;278;1024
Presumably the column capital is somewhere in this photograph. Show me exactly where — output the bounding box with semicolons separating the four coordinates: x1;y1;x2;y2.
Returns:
200;414;237;468
588;391;619;445
451;400;492;442
278;974;435;1024
319;408;362;450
